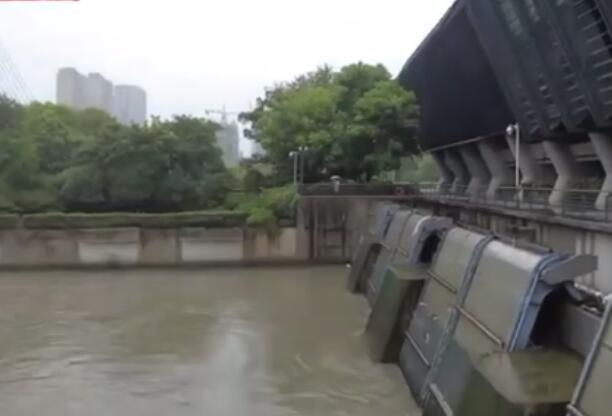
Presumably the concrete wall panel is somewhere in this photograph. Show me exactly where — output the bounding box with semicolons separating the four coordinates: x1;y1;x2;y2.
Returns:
179;228;244;262
0;230;78;265
139;229;179;265
78;228;140;265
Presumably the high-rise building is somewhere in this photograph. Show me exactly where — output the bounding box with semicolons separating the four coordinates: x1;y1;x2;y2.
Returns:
56;67;147;125
85;72;113;113
56;68;86;110
216;121;240;168
113;85;147;126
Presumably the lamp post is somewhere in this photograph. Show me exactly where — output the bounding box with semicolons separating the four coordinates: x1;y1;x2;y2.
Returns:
298;146;309;184
506;123;521;189
289;151;298;185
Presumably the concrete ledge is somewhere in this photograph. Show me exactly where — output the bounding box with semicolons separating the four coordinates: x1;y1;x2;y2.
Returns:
413;195;612;234
0;226;306;269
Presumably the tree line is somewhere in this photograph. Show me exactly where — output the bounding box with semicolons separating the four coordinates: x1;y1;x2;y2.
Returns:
240;62;421;185
0;62;426;215
0;96;230;213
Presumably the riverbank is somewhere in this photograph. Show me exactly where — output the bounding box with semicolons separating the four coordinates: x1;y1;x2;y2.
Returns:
0;211;311;269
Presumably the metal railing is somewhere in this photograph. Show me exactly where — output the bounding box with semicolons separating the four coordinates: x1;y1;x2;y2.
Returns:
413;183;612;223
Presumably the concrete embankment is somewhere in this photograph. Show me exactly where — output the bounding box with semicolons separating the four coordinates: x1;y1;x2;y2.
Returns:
0;226;312;268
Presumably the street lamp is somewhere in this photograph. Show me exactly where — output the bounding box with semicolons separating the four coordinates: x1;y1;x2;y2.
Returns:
506;123;521;189
289;151;299;185
289;147;310;185
298;146;309;184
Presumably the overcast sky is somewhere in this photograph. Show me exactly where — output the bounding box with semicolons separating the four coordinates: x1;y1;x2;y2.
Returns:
0;0;452;117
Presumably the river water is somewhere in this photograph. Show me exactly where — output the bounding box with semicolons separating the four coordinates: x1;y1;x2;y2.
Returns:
0;266;419;416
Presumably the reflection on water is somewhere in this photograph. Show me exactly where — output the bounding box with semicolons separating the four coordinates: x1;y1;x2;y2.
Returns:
0;266;418;416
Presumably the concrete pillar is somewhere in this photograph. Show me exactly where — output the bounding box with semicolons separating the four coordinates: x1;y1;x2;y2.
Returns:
444;149;470;194
459;145;490;199
505;135;541;187
431;151;454;193
478;140;513;199
542;141;580;208
590;133;612;211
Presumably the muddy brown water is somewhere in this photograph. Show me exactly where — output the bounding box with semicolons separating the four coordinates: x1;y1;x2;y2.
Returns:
0;266;419;415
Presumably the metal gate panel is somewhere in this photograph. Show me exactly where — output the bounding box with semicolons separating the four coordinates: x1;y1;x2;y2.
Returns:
461;241;545;347
366;248;394;307
393;215;453;267
368;203;400;239
347;203;399;292
399;228;490;399
430;227;487;291
425;238;597;415
365;211;413;306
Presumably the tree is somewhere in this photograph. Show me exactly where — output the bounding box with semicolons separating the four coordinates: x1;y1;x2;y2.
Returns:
59;116;230;212
242;62;420;183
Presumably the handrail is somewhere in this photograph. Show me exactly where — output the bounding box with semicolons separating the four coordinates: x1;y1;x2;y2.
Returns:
412;183;612;223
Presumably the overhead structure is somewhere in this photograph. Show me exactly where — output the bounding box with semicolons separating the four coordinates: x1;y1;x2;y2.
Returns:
399;0;612;216
398;0;612;149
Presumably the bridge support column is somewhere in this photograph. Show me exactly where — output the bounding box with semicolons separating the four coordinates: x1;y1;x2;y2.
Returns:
459;145;490;200
478;140;513;200
505;136;540;187
590;133;612;211
444;149;470;194
542;141;580;208
431;151;454;193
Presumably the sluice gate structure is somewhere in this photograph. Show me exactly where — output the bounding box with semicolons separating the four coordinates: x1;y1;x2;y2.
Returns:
299;1;612;412
341;202;604;416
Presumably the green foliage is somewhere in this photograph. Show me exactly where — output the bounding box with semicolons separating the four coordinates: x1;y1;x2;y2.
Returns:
0;95;231;213
398;155;439;183
21;211;246;229
241;62;420;184
237;185;297;233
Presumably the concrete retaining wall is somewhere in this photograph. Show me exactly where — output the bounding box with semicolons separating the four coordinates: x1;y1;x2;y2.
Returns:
0;227;306;268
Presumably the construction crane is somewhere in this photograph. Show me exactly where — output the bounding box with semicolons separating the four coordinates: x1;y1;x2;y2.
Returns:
204;106;243;124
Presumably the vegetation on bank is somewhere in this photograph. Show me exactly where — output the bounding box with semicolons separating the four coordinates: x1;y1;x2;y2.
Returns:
240;62;421;184
0;62;427;230
0;97;231;213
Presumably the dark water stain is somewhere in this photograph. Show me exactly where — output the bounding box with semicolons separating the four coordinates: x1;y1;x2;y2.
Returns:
0;267;419;416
